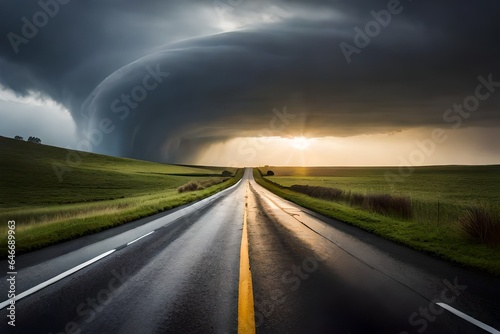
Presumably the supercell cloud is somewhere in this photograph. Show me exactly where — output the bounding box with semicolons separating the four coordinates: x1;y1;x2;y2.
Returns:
0;0;499;163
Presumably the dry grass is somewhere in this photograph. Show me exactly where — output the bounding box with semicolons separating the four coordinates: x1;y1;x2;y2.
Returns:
459;207;500;246
177;177;228;193
361;194;413;219
290;185;344;201
177;181;204;193
288;184;412;219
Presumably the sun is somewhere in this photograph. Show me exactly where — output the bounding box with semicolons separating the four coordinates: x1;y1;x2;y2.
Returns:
218;20;239;32
290;137;311;150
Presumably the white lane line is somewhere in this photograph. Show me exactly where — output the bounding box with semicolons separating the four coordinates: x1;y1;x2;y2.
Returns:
437;303;500;333
0;249;116;310
127;231;155;246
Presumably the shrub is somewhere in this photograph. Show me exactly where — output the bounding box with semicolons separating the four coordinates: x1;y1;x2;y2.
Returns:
459;207;500;246
177;177;229;193
177;181;202;193
267;170;275;176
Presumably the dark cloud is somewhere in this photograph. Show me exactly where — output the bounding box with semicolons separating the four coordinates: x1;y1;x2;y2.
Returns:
1;0;499;163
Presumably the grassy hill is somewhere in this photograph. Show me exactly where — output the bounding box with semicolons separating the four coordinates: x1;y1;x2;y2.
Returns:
0;136;241;254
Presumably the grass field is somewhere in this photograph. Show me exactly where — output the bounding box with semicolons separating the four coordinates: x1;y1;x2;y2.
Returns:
0;136;241;255
255;166;500;275
260;166;500;225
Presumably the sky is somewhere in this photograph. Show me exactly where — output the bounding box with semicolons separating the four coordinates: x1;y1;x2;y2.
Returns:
0;0;499;167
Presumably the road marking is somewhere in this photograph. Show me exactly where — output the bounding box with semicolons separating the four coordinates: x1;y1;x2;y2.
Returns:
437;303;500;333
127;231;155;246
238;186;256;334
0;249;116;310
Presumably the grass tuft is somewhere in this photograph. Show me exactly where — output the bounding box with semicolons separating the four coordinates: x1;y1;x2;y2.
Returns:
362;194;413;219
459;207;500;246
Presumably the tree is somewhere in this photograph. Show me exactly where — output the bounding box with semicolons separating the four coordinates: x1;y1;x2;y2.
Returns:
28;136;42;144
266;170;275;176
14;136;23;140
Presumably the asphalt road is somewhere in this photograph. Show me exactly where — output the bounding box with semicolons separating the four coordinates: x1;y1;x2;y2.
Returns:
1;168;499;333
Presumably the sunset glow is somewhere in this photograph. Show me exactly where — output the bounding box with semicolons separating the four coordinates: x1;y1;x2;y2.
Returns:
290;137;312;151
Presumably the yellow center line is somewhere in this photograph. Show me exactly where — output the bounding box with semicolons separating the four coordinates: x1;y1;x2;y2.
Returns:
238;185;256;334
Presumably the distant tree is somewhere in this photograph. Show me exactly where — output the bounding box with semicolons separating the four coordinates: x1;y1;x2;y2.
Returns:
14;136;23;140
221;170;232;177
28;136;42;144
266;170;275;176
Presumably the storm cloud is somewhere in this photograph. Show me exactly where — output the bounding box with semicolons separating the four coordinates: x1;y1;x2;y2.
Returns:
1;0;499;163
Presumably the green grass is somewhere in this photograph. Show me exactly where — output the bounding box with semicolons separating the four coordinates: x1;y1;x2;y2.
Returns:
254;168;500;275
0;136;241;255
261;166;500;225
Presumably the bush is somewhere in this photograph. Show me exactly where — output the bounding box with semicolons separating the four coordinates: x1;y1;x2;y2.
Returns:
177;177;229;193
221;170;232;177
177;181;202;193
266;170;275;176
459;207;500;246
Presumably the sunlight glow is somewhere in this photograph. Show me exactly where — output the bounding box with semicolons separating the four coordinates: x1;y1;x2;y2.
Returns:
191;129;500;167
290;136;312;150
218;19;240;32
